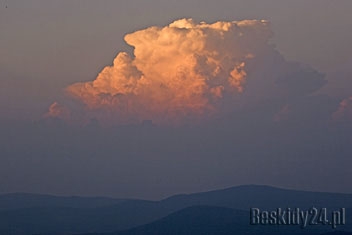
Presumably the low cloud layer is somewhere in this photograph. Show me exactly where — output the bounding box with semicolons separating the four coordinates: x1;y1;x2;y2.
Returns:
46;18;327;125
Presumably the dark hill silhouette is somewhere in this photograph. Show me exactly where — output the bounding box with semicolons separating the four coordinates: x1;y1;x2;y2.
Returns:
115;206;255;235
160;185;352;210
323;231;352;235
321;232;352;235
0;185;351;234
113;206;348;235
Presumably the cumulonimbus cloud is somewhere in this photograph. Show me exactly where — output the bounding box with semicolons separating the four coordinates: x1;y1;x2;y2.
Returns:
45;18;326;125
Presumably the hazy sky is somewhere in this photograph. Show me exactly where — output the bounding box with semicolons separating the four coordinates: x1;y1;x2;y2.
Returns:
0;0;352;199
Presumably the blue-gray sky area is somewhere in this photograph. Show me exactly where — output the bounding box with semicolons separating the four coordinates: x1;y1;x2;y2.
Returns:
0;0;352;200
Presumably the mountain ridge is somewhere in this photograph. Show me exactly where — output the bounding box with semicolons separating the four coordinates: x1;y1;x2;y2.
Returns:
0;185;351;234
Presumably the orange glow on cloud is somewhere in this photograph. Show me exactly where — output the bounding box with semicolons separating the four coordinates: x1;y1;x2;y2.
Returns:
44;102;71;120
46;18;273;125
332;96;352;121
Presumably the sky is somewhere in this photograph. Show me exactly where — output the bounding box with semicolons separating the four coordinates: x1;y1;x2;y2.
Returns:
0;0;352;200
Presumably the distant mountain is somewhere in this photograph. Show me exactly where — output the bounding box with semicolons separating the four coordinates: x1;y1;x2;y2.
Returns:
0;185;351;235
0;199;153;234
160;185;352;210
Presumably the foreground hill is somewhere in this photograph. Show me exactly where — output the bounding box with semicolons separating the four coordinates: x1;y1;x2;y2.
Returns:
113;206;350;235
